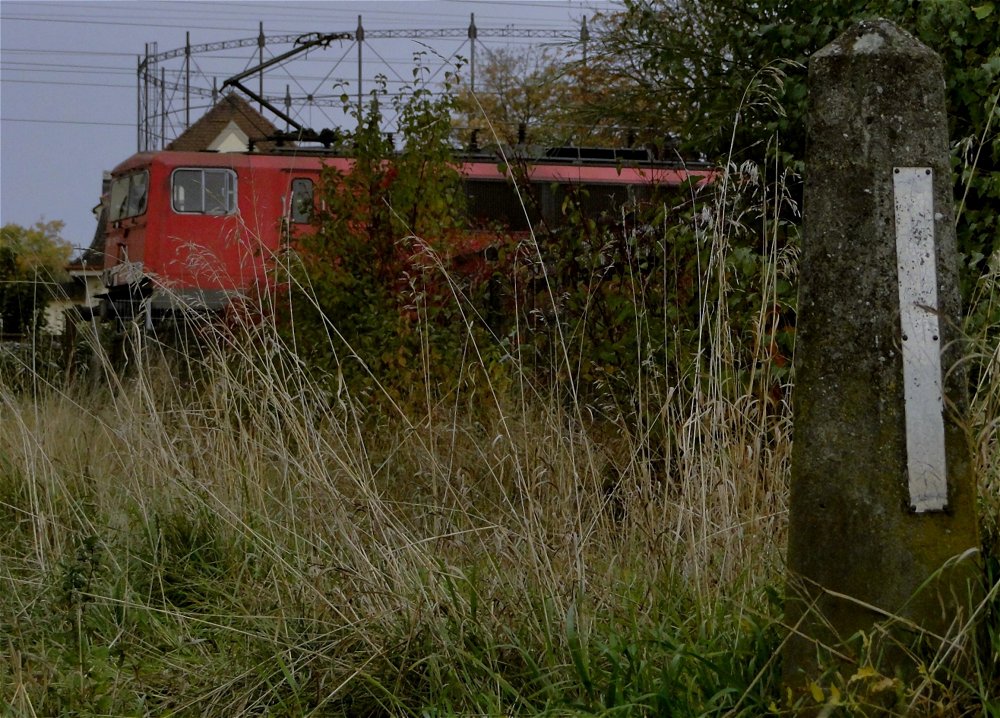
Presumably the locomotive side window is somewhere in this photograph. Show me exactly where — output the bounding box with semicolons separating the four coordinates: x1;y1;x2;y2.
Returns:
172;168;236;215
109;170;149;220
127;171;148;217
290;178;314;223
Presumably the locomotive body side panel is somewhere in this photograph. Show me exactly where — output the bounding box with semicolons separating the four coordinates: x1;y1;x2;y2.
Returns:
99;150;712;315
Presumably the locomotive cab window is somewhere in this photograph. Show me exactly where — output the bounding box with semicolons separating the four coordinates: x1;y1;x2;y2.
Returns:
109;170;149;220
290;178;314;223
172;168;236;215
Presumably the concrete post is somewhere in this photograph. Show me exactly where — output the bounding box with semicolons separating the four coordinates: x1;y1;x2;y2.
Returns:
784;18;981;695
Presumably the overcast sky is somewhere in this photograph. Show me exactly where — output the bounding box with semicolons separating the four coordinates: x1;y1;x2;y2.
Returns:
1;0;618;255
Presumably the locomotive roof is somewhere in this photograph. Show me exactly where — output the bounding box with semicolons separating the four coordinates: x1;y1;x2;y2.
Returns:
109;151;338;174
109;149;713;187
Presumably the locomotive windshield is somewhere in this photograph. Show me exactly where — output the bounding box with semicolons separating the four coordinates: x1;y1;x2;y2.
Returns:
172;168;237;215
109;170;148;220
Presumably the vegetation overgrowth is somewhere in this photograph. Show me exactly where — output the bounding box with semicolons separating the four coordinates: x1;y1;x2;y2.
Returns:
3;150;998;715
460;0;998;324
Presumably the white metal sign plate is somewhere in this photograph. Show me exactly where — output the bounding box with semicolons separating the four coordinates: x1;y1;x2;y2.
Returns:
893;167;947;512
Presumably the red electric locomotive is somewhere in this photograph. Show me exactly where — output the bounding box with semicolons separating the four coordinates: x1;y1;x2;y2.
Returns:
99;147;712;316
102;151;341;315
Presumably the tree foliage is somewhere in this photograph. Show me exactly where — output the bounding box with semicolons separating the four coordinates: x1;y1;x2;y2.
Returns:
455;46;571;147
0;220;72;336
454;44;645;150
585;0;998;306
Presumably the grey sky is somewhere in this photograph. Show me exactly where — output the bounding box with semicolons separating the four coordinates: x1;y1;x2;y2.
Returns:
1;0;618;254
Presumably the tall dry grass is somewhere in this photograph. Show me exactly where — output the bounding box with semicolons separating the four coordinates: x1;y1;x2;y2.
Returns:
1;150;995;715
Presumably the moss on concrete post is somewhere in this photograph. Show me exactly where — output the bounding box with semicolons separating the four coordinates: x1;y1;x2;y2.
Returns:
784;18;981;699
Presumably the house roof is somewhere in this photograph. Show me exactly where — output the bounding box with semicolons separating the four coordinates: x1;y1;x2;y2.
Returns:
166;93;284;152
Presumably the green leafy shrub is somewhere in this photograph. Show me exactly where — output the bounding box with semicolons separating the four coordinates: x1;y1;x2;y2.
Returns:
285;62;501;405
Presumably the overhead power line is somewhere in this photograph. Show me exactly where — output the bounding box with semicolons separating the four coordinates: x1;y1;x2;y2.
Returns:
1;60;131;72
2;48;138;57
0;79;135;89
1;118;134;127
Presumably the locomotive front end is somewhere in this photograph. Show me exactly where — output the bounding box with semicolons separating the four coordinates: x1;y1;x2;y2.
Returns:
101;153;153;318
100;151;284;319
